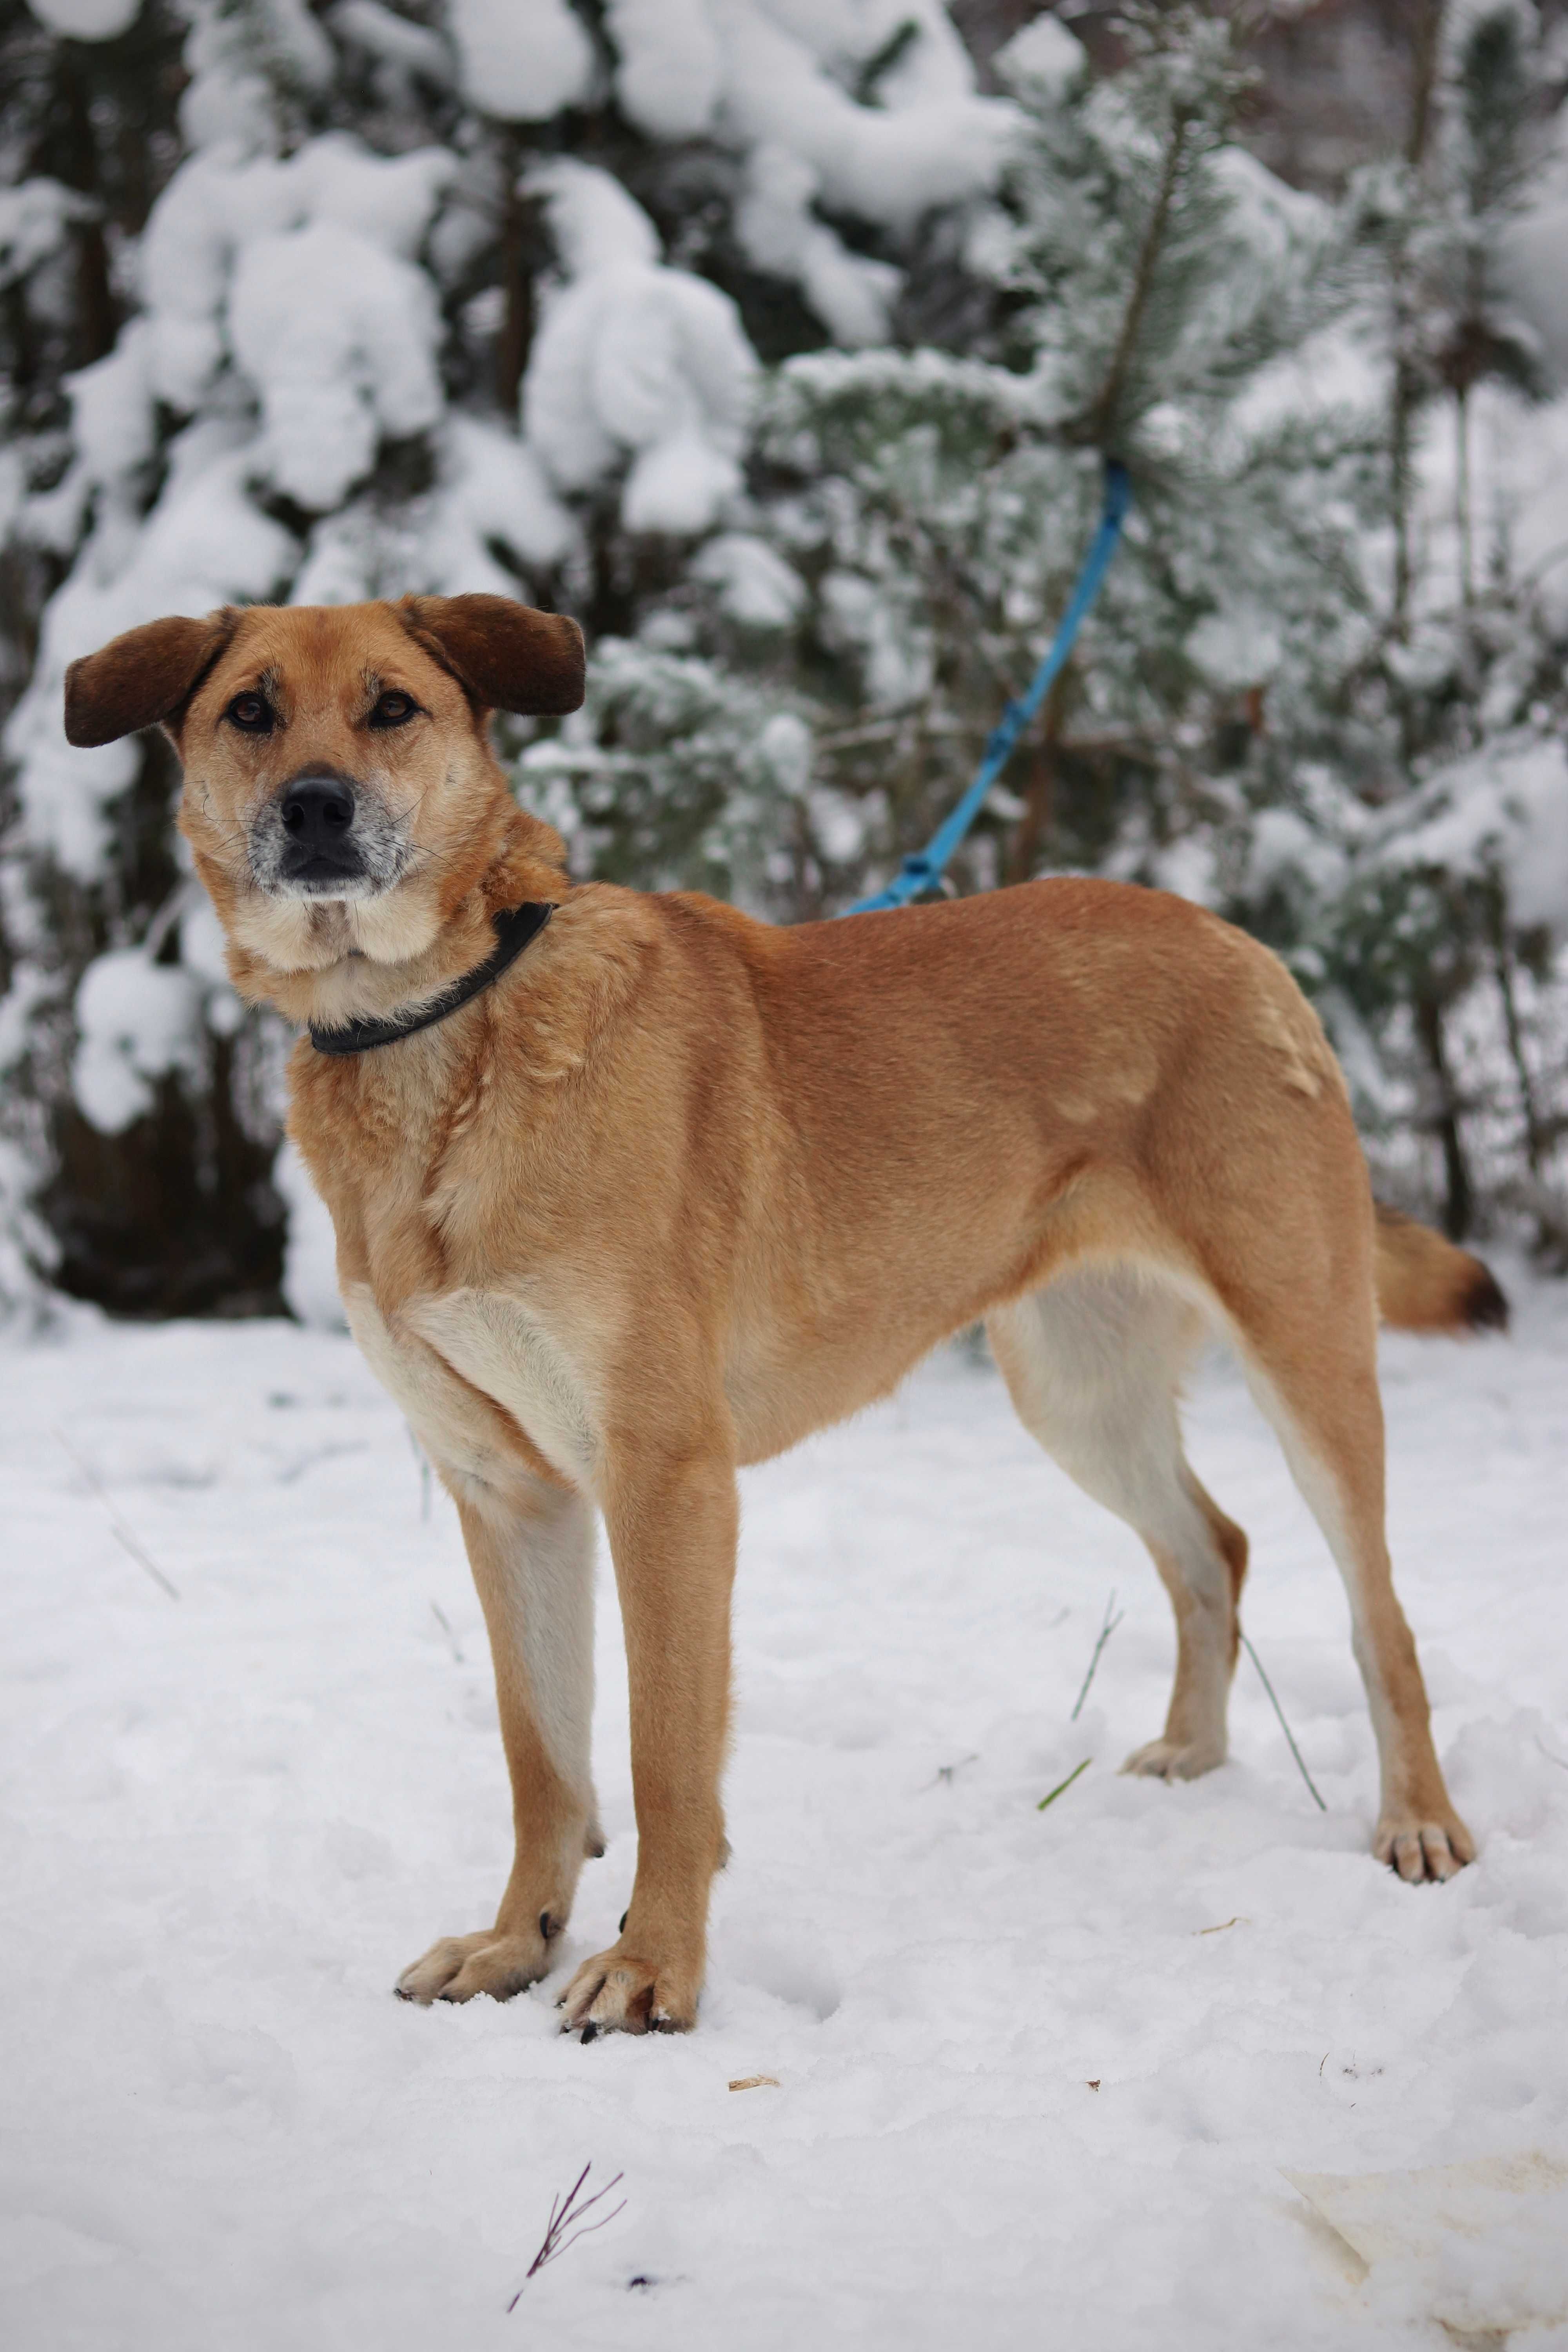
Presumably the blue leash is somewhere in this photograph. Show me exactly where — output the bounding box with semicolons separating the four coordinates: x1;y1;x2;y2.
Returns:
840;459;1131;916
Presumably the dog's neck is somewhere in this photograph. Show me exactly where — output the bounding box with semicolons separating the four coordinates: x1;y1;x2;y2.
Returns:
210;811;569;1038
308;902;556;1056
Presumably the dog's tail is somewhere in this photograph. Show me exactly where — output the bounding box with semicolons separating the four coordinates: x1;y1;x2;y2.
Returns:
1374;1201;1509;1334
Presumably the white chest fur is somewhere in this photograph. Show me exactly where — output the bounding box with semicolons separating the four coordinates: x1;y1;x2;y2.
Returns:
344;1282;597;1490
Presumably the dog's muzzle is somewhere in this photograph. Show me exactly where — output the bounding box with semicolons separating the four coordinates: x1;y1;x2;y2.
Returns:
249;768;406;899
278;773;366;888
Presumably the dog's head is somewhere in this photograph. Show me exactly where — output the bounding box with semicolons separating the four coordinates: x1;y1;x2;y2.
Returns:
64;595;583;999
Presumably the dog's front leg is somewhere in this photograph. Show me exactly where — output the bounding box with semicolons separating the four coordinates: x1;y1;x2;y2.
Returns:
560;1441;738;2036
398;1474;601;2004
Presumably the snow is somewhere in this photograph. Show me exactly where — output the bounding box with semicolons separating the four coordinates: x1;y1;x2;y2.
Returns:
135;135;454;422
0;180;93;291
715;0;1016;235
70;951;206;1134
447;0;595;123
606;0;724;139
177;0;336;152
330;0;454;86
524;164;757;536
736;144;903;347
1371;733;1568;938
271;1141;345;1332
692;531;807;627
230;223;444;512
412;415;577;599
593;0;1016;339
24;0;139;35
995;13;1089;98
1287;2154;1568;2336
4;1278;1566;2348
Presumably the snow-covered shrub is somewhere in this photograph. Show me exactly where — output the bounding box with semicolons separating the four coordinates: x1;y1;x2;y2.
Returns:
522;163;757;537
519;635;813;907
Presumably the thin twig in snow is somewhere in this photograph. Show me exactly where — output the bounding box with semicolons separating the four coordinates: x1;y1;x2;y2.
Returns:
1037;1756;1092;1812
925;1752;978;1789
507;2165;626;2308
1070;1590;1123;1721
430;1601;463;1664
55;1430;179;1601
1536;1737;1568;1774
1241;1633;1326;1811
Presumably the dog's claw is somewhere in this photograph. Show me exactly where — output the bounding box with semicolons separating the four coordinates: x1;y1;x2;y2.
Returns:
558;1943;701;2038
396;1926;556;2004
1374;1812;1475;1882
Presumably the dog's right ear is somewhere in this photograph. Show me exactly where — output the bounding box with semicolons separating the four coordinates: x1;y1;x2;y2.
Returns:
63;610;236;748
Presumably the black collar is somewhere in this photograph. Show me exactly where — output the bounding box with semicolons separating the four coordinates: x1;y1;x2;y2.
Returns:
308;902;555;1056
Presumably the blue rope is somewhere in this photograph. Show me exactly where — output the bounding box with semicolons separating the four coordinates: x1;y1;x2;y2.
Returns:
840;459;1131;916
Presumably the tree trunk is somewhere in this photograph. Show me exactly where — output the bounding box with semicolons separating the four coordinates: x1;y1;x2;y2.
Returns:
1416;992;1474;1240
55;47;117;369
495;131;535;417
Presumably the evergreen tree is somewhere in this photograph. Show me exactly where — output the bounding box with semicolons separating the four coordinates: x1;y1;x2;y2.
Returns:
2;0;1565;1322
0;0;1011;1316
1259;0;1568;1243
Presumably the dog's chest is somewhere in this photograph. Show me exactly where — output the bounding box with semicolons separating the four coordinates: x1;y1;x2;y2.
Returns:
344;1279;596;1489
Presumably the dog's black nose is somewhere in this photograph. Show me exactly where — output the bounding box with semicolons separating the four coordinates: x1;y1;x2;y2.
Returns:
281;775;355;847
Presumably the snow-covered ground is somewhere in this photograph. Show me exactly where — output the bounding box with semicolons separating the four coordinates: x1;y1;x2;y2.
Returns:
3;1278;1567;2350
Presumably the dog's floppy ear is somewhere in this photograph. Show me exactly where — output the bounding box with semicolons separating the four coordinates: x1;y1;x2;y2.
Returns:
64;610;237;747
396;594;586;716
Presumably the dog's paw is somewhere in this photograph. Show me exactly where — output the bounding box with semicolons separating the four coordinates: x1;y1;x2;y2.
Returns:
558;1941;700;2039
1120;1735;1226;1781
396;1924;555;2005
1373;1811;1475;1883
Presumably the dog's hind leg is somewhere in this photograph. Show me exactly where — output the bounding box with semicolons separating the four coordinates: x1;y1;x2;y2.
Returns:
1212;1226;1475;1881
397;1474;600;2003
987;1266;1247;1778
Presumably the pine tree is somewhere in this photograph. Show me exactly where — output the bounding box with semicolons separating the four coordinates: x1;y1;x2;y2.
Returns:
1266;0;1568;1244
744;9;1375;921
0;0;1012;1317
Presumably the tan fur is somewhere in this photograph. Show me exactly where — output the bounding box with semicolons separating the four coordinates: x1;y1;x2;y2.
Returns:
64;596;1494;2037
1374;1200;1509;1334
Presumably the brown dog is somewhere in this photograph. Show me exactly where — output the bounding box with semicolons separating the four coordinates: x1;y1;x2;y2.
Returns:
65;593;1502;2036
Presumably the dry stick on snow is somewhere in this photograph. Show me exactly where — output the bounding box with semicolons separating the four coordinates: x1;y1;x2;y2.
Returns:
507;2166;626;2308
430;1601;464;1664
1038;1756;1092;1812
1069;1590;1123;1722
1240;1633;1326;1811
55;1429;179;1601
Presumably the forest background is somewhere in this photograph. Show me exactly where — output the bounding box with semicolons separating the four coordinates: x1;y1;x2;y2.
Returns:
2;0;1567;1325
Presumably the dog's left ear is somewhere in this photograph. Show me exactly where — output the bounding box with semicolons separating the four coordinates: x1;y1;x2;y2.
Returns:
396;595;586;716
64;608;238;747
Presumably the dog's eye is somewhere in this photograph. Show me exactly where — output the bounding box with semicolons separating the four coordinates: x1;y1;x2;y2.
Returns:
368;690;418;729
225;692;274;735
